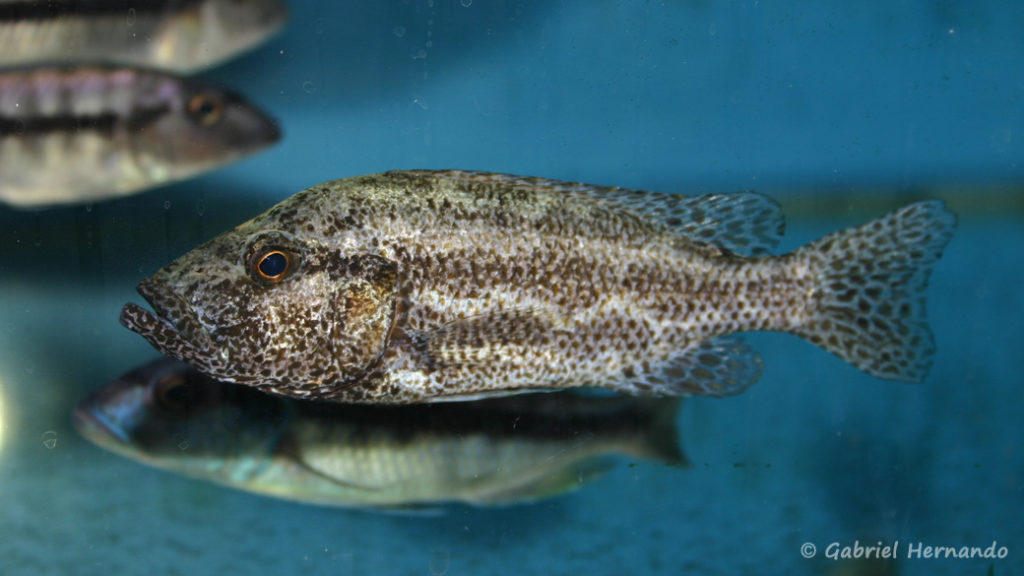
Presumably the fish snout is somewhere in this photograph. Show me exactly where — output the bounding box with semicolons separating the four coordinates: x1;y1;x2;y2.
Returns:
260;117;282;146
121;278;213;362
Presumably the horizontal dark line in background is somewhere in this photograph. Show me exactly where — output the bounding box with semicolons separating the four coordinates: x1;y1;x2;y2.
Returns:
0;105;171;136
0;0;197;21
778;185;1024;221
0;180;1019;288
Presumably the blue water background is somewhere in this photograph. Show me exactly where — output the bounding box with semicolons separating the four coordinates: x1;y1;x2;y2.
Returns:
0;1;1022;575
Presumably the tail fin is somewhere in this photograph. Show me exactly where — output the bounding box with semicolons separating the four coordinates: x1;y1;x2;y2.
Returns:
623;398;689;466
793;200;956;383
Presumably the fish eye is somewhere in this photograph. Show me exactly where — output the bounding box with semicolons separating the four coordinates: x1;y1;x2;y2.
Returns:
250;248;296;284
187;92;224;126
153;373;203;414
245;233;302;285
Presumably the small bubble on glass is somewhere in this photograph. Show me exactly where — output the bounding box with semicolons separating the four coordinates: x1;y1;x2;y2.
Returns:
42;431;58;450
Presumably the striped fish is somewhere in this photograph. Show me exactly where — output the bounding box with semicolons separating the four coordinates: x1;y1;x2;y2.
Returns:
120;170;956;404
0;0;287;73
0;64;279;208
74;358;685;508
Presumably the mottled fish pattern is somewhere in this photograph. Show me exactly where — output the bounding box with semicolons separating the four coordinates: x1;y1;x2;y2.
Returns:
121;170;957;403
0;64;279;208
0;0;287;73
74;358;684;508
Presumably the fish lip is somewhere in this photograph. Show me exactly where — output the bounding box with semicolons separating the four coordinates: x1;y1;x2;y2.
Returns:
120;278;212;361
119;302;197;363
72;402;130;448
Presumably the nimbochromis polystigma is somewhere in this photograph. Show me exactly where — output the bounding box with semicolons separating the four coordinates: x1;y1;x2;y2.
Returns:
73;358;685;508
0;0;287;73
120;170;956;403
0;64;279;208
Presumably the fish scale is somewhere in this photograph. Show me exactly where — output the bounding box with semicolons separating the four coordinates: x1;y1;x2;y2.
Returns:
392;232;802;398
121;170;956;403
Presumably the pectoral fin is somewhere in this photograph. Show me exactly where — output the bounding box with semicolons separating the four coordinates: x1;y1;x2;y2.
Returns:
419;308;564;369
278;436;384;492
468;457;616;505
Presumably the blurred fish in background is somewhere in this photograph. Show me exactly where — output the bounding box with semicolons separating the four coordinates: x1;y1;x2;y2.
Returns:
0;64;280;208
0;0;288;73
74;358;686;509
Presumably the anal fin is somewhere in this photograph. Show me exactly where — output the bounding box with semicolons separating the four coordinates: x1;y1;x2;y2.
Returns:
621;335;763;398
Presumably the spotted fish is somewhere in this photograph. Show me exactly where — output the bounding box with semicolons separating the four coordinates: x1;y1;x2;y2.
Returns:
0;0;287;73
73;358;685;508
0;64;279;208
120;170;956;403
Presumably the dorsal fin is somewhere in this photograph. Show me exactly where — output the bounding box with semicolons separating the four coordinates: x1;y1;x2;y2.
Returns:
579;187;786;256
409;171;786;256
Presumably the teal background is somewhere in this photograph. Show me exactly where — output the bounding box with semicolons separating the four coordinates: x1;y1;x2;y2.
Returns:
1;2;1022;575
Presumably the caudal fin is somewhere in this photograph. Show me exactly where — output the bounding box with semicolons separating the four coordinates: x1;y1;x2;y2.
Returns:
793;201;956;383
623;398;689;466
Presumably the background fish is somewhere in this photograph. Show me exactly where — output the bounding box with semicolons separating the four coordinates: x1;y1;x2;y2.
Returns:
0;0;287;73
120;170;956;403
73;358;685;508
0;64;280;208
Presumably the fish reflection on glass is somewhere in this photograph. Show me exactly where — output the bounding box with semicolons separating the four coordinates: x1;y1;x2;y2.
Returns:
0;0;287;73
121;170;956;404
0;65;279;208
73;358;685;508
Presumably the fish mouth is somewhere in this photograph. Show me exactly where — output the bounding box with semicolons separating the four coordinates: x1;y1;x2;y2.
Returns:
71;379;149;462
220;89;282;148
260;117;282;147
120;279;212;364
72;401;131;449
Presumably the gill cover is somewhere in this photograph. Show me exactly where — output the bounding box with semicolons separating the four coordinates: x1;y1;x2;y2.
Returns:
327;255;400;384
239;229;400;390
